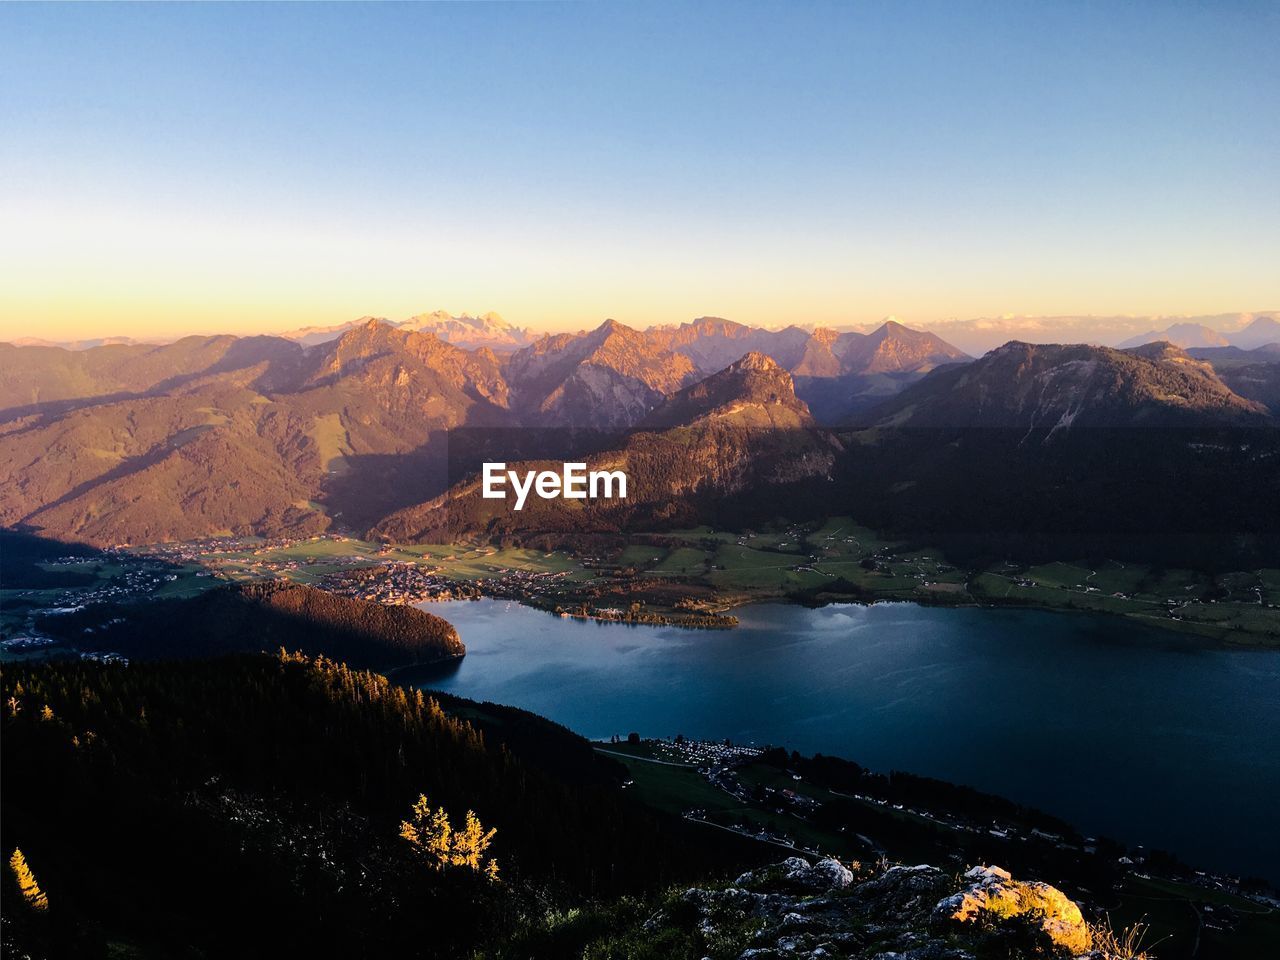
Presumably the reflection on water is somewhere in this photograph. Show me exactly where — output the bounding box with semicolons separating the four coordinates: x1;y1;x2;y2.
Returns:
415;598;1280;882
387;657;463;687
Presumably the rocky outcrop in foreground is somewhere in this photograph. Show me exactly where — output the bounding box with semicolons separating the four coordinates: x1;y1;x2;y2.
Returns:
650;857;1112;960
936;865;1092;954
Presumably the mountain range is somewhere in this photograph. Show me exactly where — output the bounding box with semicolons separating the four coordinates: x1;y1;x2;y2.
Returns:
1;316;1277;550
1116;315;1280;351
372;352;841;542
277;310;538;351
15;309;1279;357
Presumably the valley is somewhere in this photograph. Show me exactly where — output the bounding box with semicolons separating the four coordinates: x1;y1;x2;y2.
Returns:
7;515;1277;656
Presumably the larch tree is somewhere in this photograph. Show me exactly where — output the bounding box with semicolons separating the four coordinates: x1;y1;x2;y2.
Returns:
450;810;497;872
9;848;49;911
399;794;499;880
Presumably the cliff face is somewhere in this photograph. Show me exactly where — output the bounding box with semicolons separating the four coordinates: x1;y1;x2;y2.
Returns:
643;857;1103;960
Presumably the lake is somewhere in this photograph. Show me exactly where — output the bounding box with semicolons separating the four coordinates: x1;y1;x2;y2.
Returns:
414;598;1280;882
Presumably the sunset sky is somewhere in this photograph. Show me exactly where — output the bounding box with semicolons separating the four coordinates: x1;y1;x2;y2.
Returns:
3;1;1277;343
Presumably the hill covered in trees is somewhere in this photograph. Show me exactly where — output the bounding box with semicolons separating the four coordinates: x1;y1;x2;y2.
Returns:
0;653;761;959
36;581;464;672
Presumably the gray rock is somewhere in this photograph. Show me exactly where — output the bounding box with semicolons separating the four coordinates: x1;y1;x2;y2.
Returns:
666;858;1078;960
869;945;975;960
852;864;953;924
809;857;856;890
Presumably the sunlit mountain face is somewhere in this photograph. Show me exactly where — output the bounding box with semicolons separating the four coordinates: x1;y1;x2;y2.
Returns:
2;315;1276;553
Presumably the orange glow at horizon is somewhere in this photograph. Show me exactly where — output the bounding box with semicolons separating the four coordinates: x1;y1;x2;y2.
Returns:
2;201;1275;346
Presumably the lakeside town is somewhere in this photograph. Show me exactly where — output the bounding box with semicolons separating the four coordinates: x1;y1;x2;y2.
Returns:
320;561;740;628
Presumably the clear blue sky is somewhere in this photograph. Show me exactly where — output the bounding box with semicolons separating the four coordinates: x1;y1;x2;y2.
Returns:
2;1;1277;338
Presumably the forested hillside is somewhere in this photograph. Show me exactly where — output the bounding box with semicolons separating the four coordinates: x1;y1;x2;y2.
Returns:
0;654;760;959
36;581;465;671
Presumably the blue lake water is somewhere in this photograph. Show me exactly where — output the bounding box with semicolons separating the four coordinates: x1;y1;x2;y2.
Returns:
415;598;1280;881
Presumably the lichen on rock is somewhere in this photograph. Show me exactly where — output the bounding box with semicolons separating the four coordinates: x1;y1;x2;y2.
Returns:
933;864;1093;955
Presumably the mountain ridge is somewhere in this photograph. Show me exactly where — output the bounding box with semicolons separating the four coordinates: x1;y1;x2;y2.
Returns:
864;340;1270;431
1;319;1273;548
371;350;838;543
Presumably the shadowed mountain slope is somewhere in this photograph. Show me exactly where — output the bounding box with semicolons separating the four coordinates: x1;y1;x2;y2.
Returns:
861;341;1270;430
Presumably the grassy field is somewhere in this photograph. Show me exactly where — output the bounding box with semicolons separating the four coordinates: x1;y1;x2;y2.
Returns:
602;753;737;817
115;525;1280;644
651;546;712;576
198;539;593;584
967;561;1280;644
604;517;1280;643
616;544;667;568
1109;874;1280;960
599;748;870;861
9;518;1278;645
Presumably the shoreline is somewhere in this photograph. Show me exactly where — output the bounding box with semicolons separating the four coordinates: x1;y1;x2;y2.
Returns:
414;591;1266;649
50;532;1274;648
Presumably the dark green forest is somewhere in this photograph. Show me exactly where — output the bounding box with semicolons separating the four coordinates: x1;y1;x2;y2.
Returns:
36;581;465;672
1;653;762;959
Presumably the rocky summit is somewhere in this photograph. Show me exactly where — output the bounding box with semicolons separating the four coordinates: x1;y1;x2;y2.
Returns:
647;857;1109;960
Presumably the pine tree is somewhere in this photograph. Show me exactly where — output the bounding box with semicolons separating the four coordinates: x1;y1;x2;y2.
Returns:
9;848;49;911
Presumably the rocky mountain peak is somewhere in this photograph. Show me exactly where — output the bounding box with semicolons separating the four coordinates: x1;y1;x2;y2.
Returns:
639;349;812;429
807;327;843;348
590;317;629;339
397;310;533;350
834;321;970;376
728;350;785;373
